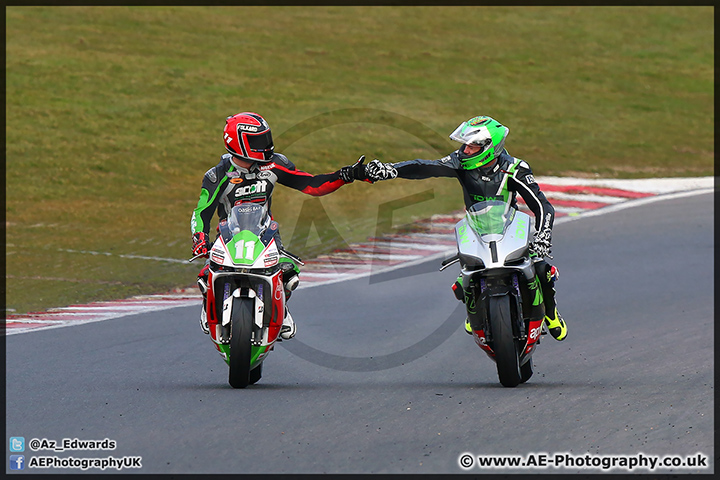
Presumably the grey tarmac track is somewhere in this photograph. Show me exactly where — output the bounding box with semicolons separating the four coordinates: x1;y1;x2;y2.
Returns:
5;192;714;475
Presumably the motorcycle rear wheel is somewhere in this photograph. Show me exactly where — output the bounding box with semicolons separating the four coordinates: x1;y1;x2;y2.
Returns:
228;297;253;388
488;295;522;387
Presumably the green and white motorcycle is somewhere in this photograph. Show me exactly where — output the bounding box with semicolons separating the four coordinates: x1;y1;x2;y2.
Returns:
441;200;546;387
190;203;301;388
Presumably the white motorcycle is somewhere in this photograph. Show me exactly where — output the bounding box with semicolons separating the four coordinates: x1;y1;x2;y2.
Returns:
441;200;547;387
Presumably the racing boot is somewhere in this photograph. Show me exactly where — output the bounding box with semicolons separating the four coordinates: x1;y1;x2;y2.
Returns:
453;277;473;334
197;267;210;335
279;308;296;340
544;308;567;341
199;298;209;335
537;262;566;340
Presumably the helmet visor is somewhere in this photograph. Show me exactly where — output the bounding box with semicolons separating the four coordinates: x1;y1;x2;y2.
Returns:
449;123;493;155
246;131;273;152
245;130;274;160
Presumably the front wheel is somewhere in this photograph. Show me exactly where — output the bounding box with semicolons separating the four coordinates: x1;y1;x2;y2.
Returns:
488;295;522;387
228;297;254;388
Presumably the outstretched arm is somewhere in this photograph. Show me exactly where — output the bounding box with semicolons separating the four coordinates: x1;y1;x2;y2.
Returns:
392;155;460;179
366;154;459;182
273;154;367;196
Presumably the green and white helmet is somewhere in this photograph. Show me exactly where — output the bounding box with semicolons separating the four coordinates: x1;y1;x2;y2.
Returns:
450;116;509;170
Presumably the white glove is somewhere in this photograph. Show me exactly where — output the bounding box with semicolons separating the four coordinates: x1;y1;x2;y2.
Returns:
366;159;398;182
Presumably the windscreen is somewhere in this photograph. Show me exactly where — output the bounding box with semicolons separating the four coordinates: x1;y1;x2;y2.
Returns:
465;200;513;236
220;204;270;243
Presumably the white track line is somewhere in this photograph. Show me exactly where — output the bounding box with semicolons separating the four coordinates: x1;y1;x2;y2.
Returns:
554;187;714;224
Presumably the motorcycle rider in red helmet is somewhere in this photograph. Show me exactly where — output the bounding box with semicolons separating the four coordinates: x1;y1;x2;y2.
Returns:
192;112;368;339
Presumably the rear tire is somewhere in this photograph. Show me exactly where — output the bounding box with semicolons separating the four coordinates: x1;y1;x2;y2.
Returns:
488;295;522;387
228;297;253;389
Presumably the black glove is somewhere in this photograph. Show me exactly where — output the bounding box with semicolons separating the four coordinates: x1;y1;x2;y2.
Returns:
339;155;368;183
192;232;211;257
366;159;398;182
529;228;552;259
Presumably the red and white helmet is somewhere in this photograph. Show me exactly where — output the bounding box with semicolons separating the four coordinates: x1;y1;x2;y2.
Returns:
223;112;274;162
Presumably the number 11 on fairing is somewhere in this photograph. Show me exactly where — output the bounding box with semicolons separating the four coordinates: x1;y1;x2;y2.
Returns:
235;239;255;260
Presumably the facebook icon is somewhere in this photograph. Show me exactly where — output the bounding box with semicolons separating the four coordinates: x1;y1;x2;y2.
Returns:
10;455;25;470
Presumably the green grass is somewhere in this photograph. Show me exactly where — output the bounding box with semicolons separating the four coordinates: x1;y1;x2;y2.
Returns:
5;6;714;314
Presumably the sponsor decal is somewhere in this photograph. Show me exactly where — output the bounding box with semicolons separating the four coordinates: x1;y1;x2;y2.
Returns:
226;170;241;178
481;176;492;182
259;163;275;171
525;174;536;185
205;168;217;183
514;216;528;240
471;194;501;202
274;281;284;301
230;178;244;184
464;291;476;314
458;224;470;245
529;325;542;340
544;213;552;229
467;116;489;126
440;155;452;163
211;245;225;263
234;205;260;214
238;124;260;132
474;330;493;354
264;254;279;267
234;180;268;197
257;171;272;179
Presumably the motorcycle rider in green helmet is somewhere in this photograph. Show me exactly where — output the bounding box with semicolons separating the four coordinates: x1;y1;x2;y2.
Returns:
365;115;567;341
